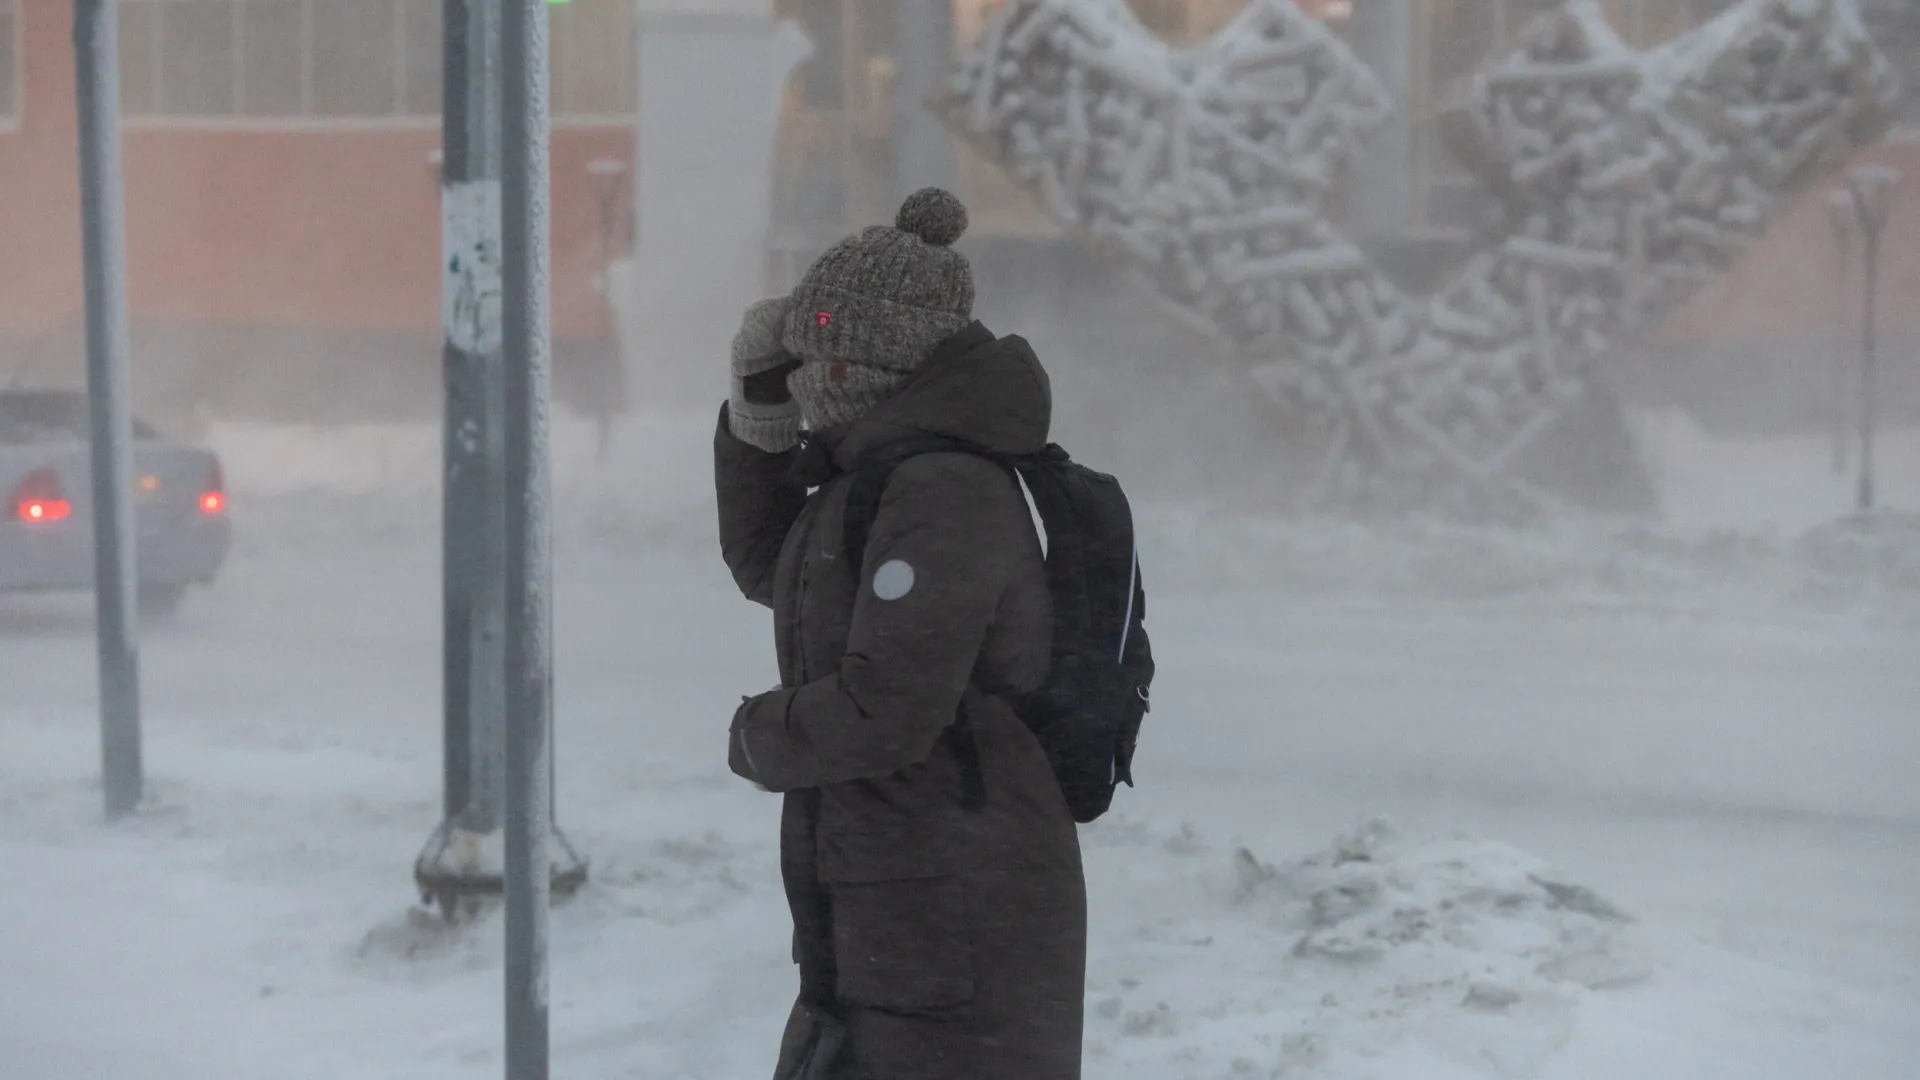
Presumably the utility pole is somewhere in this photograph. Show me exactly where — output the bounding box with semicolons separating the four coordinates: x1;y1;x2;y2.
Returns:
73;0;142;822
1841;165;1901;515
416;0;582;928
502;0;556;1073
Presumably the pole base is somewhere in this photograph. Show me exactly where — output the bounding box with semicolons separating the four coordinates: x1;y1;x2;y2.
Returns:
414;820;590;925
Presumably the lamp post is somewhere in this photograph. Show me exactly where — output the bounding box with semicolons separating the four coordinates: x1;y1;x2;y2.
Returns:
1840;165;1901;514
1824;189;1853;476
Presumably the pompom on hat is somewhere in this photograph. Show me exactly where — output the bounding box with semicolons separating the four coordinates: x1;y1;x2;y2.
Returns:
894;186;969;247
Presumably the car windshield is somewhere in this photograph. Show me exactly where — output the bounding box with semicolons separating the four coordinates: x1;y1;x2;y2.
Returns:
0;392;159;444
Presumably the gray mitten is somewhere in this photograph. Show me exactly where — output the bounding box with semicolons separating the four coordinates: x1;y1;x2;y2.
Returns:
729;297;802;453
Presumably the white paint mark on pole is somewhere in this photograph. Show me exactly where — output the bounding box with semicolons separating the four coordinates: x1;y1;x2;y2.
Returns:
444;179;504;356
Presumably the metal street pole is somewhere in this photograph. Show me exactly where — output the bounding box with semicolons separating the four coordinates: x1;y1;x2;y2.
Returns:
1858;214;1879;513
417;0;509;920
73;0;142;822
1824;190;1853;476
416;0;583;930
502;0;553;1074
1844;165;1901;515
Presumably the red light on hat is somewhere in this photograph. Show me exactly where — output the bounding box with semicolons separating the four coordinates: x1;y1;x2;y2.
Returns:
815;311;832;328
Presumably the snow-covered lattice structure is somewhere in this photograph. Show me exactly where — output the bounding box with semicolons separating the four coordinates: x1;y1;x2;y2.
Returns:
937;0;1901;513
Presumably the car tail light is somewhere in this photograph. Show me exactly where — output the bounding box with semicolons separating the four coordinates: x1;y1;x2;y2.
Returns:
11;469;72;524
200;460;226;515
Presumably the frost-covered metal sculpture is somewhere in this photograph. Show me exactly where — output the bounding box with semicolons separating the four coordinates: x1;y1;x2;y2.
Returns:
937;0;1900;513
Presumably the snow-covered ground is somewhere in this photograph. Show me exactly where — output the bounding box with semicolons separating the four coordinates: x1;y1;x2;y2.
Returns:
2;410;1918;1079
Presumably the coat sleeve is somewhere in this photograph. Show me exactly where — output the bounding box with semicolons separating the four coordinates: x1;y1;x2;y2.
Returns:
730;454;1021;792
714;403;806;608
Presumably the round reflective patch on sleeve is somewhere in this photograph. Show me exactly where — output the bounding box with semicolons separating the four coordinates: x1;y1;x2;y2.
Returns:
871;559;916;601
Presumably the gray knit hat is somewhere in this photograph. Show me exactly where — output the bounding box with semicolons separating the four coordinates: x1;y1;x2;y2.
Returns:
783;188;975;429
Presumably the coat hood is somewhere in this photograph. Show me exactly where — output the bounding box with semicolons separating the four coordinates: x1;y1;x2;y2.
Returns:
829;322;1052;468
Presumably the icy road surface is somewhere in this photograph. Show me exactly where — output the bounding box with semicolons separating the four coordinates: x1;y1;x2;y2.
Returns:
2;498;1918;1078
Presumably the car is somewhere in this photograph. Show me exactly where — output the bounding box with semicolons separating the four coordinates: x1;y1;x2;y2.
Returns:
1;389;231;617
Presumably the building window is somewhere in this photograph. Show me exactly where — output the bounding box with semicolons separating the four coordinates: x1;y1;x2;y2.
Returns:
118;0;632;125
0;0;18;128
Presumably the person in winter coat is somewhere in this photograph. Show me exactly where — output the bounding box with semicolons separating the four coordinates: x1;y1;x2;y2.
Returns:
714;187;1087;1080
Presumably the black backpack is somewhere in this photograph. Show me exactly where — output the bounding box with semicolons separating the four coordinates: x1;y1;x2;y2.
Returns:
843;437;1154;824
